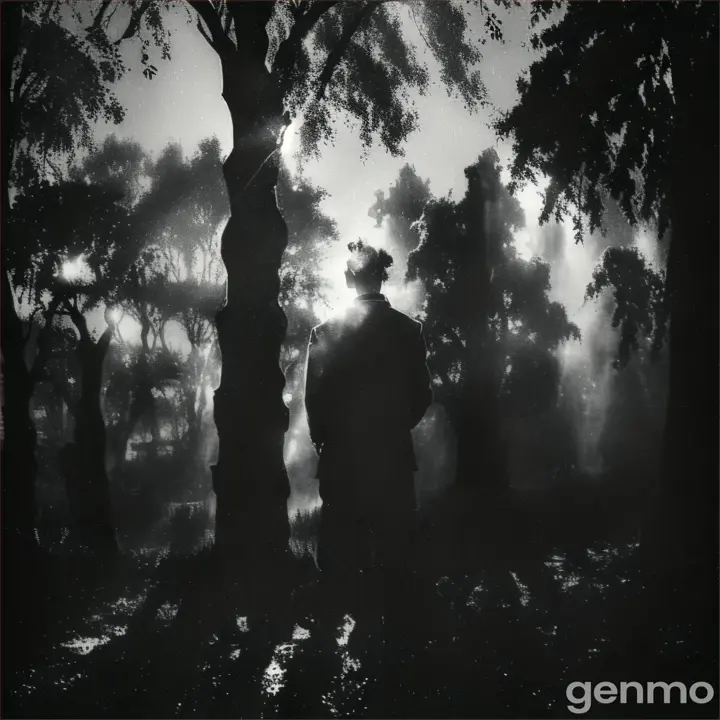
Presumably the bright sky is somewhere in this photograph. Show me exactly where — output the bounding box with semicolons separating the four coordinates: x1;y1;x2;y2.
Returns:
91;1;602;336
95;2;547;234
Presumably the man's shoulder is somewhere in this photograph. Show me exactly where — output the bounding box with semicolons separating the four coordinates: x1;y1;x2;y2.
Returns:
387;307;422;332
311;306;421;339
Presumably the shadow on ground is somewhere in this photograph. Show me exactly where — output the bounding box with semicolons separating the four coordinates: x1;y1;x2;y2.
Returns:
4;487;718;719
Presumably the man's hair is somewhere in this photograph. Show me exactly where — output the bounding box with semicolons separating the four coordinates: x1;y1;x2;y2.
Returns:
347;239;394;283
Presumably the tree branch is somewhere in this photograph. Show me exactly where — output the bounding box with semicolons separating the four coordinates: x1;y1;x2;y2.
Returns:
97;323;114;357
29;295;63;386
116;0;153;44
63;298;90;343
275;0;340;90
191;0;236;58
11;53;33;104
57;376;78;419
315;1;380;102
86;0;113;34
41;1;59;23
196;16;214;49
17;71;40;104
23;306;40;345
223;4;233;36
409;5;432;54
227;1;275;47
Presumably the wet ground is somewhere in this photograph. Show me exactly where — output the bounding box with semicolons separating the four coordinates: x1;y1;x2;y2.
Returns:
5;503;718;719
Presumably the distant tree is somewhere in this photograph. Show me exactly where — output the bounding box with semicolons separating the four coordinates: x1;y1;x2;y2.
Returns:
7;5;128;190
496;1;718;566
586;246;668;370
7;134;221;548
5;0;554;563
9;178;134;550
69;134;147;208
275;168;337;500
144;139;227;483
370;164;432;267
405;150;579;500
62;0;528;563
1;0;135;551
277;167;336;368
584;245;669;493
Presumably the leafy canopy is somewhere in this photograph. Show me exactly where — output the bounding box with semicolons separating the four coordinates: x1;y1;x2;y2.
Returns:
496;1;717;241
397;150;579;417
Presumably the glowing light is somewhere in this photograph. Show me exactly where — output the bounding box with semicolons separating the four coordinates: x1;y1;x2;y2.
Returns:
286;438;298;463
314;238;356;321
61;255;90;283
634;224;662;270
109;307;123;324
515;178;549;224
280;119;300;159
513;228;534;262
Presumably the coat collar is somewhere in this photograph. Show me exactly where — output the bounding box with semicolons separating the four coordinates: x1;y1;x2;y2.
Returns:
355;292;389;305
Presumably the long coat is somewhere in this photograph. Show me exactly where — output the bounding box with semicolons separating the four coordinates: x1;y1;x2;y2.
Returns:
304;293;433;511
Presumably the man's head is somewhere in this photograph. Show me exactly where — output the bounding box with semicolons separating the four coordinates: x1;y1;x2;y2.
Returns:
345;239;393;295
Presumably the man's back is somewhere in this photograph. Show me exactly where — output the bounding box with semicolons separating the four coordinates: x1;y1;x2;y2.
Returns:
305;293;432;505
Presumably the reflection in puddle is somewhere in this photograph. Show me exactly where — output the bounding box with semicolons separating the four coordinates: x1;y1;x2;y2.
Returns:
561;574;580;591
543;555;581;592
321;646;368;717
61;626;127;656
62;636;110;656
53;672;86;689
261;643;297;696
466;584;486;609
108;593;147;616
292;624;311;641
341;651;362;675
510;573;531;606
337;615;355;647
157;602;179;624
263;659;285;695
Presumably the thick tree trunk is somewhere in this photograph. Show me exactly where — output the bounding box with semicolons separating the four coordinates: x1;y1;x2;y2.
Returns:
211;47;291;569
68;328;117;552
454;363;507;498
653;12;719;581
1;272;38;549
1;2;38;554
454;169;509;500
184;354;205;483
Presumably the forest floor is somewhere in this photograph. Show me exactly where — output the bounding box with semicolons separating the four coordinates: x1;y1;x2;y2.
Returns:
4;491;718;719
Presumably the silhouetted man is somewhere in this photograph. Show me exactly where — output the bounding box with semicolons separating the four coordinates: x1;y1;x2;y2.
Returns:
305;240;432;594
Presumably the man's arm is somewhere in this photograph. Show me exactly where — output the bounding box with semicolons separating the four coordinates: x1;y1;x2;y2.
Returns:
409;321;433;428
304;326;328;453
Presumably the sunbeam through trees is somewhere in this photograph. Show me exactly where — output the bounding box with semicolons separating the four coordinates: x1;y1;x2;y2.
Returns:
2;1;718;718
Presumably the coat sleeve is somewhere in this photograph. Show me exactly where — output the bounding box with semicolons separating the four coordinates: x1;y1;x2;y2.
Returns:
409;322;433;429
304;327;328;453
